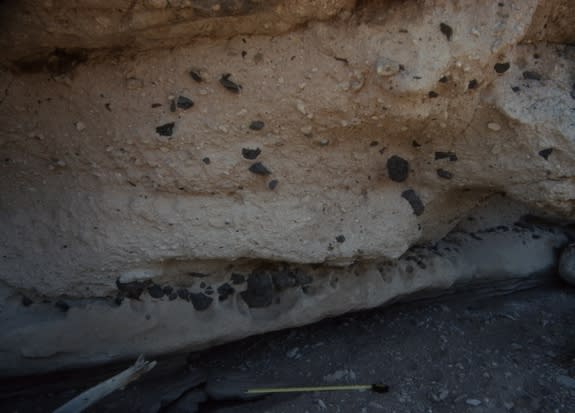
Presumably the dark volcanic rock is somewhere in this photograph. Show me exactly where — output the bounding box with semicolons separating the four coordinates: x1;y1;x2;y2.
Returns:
241;271;274;308
402;189;425;216
387;155;409;182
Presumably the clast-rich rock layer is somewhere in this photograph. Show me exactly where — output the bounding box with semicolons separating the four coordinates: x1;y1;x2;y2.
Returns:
0;0;573;375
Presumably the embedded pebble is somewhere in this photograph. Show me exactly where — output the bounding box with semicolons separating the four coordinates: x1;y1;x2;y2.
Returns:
176;96;194;109
435;151;458;161
217;283;235;301
242;148;261;160
189;293;213;311
401;189;425;216
231;273;245;285
523;71;542;81
487;122;501;131
189;69;203;82
335;235;346;243
219;73;241;93
494;62;510;73
268;179;278;190
538;148;553;160
375;57;401;77
202;157;210;165
300;125;313;136
156;122;175;137
440;23;453;40
437;169;453;179
249;162;271;176
241;271;274;308
249;120;265;131
387;155;409;182
296;100;306;115
75;121;86;131
147;284;164;299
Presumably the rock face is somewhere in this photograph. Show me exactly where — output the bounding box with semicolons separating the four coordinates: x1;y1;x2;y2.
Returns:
0;0;574;375
559;244;575;286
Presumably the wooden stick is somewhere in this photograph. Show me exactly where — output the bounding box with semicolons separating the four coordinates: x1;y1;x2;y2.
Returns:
53;355;156;413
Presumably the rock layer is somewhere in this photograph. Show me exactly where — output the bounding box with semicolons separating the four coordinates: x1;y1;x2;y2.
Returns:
0;0;574;375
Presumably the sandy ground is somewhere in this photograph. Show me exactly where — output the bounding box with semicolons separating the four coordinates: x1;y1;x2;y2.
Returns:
2;283;575;413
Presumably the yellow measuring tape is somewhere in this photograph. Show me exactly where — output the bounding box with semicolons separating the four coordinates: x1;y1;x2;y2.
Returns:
246;384;389;394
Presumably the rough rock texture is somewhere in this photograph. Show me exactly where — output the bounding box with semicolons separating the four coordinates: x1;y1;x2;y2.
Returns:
559;244;575;286
0;0;574;374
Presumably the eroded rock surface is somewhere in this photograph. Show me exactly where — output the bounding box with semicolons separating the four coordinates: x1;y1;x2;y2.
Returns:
0;0;574;375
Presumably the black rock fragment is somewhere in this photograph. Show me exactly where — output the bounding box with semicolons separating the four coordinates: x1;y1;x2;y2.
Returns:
538;148;553;160
241;271;274;308
231;273;245;285
188;272;208;278
401;189;425;216
168;292;178;301
412;140;421;148
249;120;265;130
468;79;478;89
249;162;271;176
268;179;278;190
202;157;211;165
440;23;453;41
156;122;175;137
242;148;261;160
190;293;213;311
116;279;148;300
512;86;520;92
217;283;235;301
336;235;346;243
148;284;165;299
55;300;70;312
387;155;409;182
271;268;311;291
178;288;190;301
523;71;542;81
163;286;173;295
494;62;510;73
220;73;242;93
21;296;33;307
435;151;458;161
177;96;194;109
190;70;203;82
428;91;439;98
436;169;453;179
439;76;449;83
151;103;162;108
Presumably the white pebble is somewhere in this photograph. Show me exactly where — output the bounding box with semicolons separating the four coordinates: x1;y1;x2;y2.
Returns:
75;121;86;131
375;57;401;77
466;399;482;406
487;122;501;131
